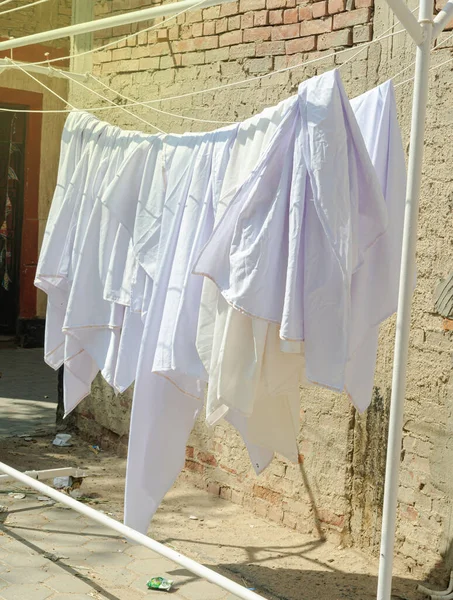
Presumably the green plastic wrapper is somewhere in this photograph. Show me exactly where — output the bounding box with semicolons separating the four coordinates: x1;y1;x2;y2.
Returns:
146;577;174;592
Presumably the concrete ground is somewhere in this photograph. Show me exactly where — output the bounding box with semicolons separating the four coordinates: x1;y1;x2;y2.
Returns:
0;348;57;438
0;348;244;600
0;493;245;600
0;348;432;600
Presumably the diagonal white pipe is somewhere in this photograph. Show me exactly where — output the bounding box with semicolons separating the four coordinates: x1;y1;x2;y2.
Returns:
0;0;234;52
0;460;266;600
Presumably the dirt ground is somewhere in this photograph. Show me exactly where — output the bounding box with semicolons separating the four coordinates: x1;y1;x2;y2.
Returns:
0;431;432;600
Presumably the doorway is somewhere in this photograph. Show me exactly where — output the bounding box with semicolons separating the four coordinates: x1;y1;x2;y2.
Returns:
0;110;26;335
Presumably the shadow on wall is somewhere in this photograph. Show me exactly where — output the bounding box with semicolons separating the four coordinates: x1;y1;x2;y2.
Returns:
424;539;453;589
298;460;326;541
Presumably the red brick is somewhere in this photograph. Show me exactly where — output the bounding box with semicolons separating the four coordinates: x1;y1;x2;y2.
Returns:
193;35;219;49
157;28;168;41
128;45;148;59
253;485;282;504
285;36;316;52
328;0;345;13
333;7;370;28
186;446;194;459
219;29;243;45
300;16;332;36
148;41;170;56
240;0;266;10
172;39;193;52
198;451;218;466
203;5;221;18
255;10;269;24
443;318;453;331
271;23;300;39
267;0;286;8
318;509;345;528
269;9;283;23
256;40;285;55
312;0;327;17
353;23;372;42
402;505;419;522
286;35;316;55
220;1;239;15
317;28;351;48
180;25;192;39
355;0;373;7
185;459;204;474
242;11;255;27
192;22;203;36
228;14;241;28
244;26;272;41
112;48;132;61
203;21;216;35
186;9;203;23
284;7;298;22
298;5;312;19
220;463;238;474
215;18;228;33
169;25;180;40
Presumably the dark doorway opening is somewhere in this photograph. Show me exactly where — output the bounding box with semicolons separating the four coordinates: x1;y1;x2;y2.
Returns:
0;109;26;335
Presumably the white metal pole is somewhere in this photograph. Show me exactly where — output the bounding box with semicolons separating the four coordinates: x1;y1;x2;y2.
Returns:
376;1;433;598
432;0;453;38
0;0;232;52
0;461;266;600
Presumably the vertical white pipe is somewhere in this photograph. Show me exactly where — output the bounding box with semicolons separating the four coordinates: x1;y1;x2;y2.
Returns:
376;2;433;599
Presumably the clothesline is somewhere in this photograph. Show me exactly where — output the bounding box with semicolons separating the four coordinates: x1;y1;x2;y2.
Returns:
1;25;452;129
17;0;210;68
0;0;48;18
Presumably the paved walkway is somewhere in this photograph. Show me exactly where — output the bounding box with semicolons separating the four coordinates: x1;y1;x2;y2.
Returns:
0;348;243;600
0;494;242;600
0;348;57;438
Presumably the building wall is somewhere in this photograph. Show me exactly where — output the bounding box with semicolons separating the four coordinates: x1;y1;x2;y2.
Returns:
72;0;453;579
0;0;71;323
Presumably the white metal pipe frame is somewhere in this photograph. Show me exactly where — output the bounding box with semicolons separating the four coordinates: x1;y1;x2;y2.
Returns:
0;461;266;600
1;1;453;599
376;0;434;597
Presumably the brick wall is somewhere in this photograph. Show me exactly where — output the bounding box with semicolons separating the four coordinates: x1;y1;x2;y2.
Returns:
0;0;71;50
71;0;453;580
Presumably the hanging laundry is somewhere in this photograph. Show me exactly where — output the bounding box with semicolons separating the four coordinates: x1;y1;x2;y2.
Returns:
35;111;107;370
36;69;406;538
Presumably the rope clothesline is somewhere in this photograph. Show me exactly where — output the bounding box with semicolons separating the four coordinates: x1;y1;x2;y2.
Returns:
1;6;452;126
22;0;210;68
0;26;411;119
0;0;48;18
53;64;166;133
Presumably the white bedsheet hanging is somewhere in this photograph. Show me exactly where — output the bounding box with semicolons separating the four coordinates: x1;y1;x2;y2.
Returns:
36;69;407;537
